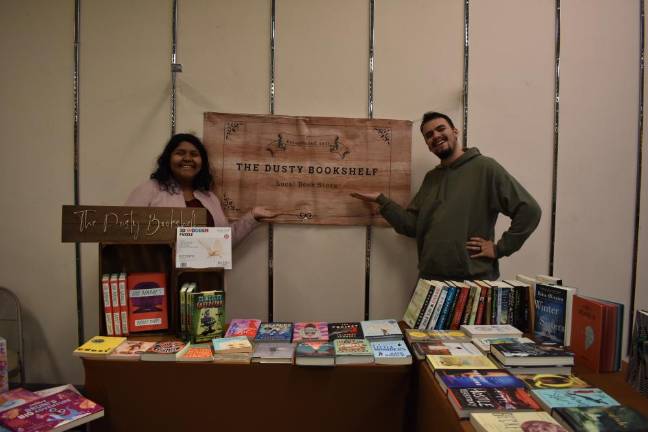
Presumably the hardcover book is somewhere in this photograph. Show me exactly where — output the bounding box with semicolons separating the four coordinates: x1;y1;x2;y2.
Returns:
333;339;374;365
490;343;574;366
472;336;534;353
0;389;104;432
370;340;412;365
460;324;522;338
447;387;540;419
426;354;498;370
534;283;576;345
517;374;590;390
554;405;648;432
211;336;253;354
570;295;605;372
73;336;126;358
126;272;168;333
251;342;295;364
531;388;619;412
140;340;187;361
470;411;567;432
224;319;261;340
292;322;329;343
254;322;293;343
295;341;335;366
106;340;156;360
435;369;525;393
100;274;114;336
327;322;364;341
360;319;403;341
177;343;214;362
189;290;225;343
402;278;433;328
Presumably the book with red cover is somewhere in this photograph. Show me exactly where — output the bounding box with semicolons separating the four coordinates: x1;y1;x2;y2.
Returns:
570;295;605;372
117;272;129;335
0;389;104;432
474;285;488;325
127;272;168;332
449;287;470;330
224;319;262;339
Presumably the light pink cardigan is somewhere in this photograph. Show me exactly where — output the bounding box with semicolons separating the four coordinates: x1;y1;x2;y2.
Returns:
125;180;258;247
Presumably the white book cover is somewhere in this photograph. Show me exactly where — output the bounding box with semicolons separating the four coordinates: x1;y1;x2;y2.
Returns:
176;227;232;269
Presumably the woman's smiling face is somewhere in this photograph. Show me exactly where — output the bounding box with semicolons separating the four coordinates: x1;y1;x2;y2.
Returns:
170;141;202;185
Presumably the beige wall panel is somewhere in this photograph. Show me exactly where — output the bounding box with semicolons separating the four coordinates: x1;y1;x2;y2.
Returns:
273;0;368;321
637;5;648;315
0;1;75;384
177;0;271;320
469;0;554;279
557;0;638;355
371;0;464;318
80;0;172;372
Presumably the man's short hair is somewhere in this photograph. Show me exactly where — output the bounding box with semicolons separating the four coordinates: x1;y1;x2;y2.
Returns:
420;111;455;132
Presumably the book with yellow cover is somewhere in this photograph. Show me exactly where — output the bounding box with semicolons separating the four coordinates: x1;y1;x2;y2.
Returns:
426;354;498;370
73;336;127;358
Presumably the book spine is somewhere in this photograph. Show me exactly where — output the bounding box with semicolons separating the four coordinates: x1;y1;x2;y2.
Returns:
420;286;442;329
521;285;530;333
474;286;488;325
118;273;129;335
414;285;434;329
461;286;476;325
110;274;122;336
428;287;448;330
435;287;457;330
101;274;114;336
441;287;459;329
485;286;492;325
449;287;469;330
468;286;481;325
492;287;499;325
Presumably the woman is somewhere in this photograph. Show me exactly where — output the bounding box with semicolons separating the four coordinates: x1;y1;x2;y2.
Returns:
126;133;276;246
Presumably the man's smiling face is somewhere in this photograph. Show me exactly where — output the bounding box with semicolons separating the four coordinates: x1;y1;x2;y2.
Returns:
421;117;460;161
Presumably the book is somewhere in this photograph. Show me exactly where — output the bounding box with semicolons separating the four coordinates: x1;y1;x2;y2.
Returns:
360;319;403;341
292;322;329;343
179;282;189;335
295;341;335;366
435;369;525;393
177;343;214;362
534;283;576;345
126;272;168;333
627;309;648;395
449;286;470;329
109;273;122;335
490;343;574;367
570;295;605;372
402;278;433;328
73;336;126;358
333;339;374;365
0;389;40;413
447;387;540;419
472;336;534;353
189;290;225;343
493;362;573;376
212;352;252;364
140;340;186;361
516;274;537;332
106;340;156;360
224;319;261;340
254;322;293;343
411;341;481;360
100;274;114;336
370;340;412;365
176;226;232;269
327;322;363;341
531;388;619;412
427;286;449;330
426;354;498;370
117;272;129;335
211;336;253;354
420;281;445;329
537;274;563;285
470;411;567;432
553;405;648;432
0;389;104;432
404;329;470;343
460;324;523;338
251;342;295;364
517;374;590;390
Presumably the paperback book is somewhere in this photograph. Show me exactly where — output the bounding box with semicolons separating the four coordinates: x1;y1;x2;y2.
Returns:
327;322;364;341
127;272;168;332
370;340;412;365
73;336;126;358
531;388;619;412
224;319;261;340
517;374;590;390
140;340;187;361
460;324;522;338
333;339;374;365
404;329;470;343
435;369;525;393
472;336;534;353
106;340;156;360
360;319;403;341
490;343;574;367
177;343;213;362
211;336;253;354
295;341;335;366
251;342;295;364
553;405;648;432
534;283;576;345
470;411;567;432
447;387;540;419
292;322;329;343
426;354;498;371
189;290;225;343
254;322;293;343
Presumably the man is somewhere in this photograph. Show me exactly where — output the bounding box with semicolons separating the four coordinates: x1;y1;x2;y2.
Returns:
351;111;541;280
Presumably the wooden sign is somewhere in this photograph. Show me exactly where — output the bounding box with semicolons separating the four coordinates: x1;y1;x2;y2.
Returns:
203;113;412;226
61;205;207;243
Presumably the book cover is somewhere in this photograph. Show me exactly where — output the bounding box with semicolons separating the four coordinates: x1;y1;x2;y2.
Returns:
106;340;156;360
177;343;213;362
449;287;470;330
472;336;534;352
140;340;186;361
436;286;458;330
360;319;403;340
470;412;567;432
211;336;253;354
426;354;498;370
467;283;483;325
370;340;412;365
571;295;605;372
554;405;648;432
333;339;374;364
404;329;470;343
100;274;114;336
517;374;590;390
420;282;444;329
292;322;329;343
126;272;168;333
190;290;225;343
327;322;364;341
175;226;232;269
0;389;104;432
224;319;261;340
295;342;335;366
531;388;619;411
534;283;567;345
251;342;295;363
436;369;525;390
109;273;122;336
402;278;433;328
448;387;540;418
0;389;39;413
474;285;488;326
428;287;449;329
413;342;481;360
491;343;574;366
117;272;129;335
73;336;126;357
460;325;522;338
254;322;293;343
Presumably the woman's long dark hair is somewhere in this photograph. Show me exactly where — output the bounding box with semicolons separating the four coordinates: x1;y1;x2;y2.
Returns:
151;133;213;192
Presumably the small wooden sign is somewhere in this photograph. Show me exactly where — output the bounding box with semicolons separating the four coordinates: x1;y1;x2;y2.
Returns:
61;205;208;243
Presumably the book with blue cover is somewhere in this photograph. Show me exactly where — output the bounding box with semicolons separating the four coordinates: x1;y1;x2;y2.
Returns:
254;322;293;343
436;286;458;330
531;388;619;412
435;369;525;393
534;283;567;344
370;340;412;365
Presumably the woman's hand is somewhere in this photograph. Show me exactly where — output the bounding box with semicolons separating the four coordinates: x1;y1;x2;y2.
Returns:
252;206;281;221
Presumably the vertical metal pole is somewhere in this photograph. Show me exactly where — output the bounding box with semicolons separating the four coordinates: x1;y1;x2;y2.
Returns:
268;0;276;322
364;0;376;321
73;0;84;346
171;0;180;135
549;0;561;275
462;0;470;148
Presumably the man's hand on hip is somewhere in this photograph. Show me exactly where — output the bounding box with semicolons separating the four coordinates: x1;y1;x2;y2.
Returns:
466;237;496;259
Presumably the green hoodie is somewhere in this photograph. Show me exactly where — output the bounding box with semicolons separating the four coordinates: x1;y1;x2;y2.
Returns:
377;148;541;280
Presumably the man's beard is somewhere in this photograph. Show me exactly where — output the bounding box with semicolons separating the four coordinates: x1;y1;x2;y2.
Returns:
436;145;454;160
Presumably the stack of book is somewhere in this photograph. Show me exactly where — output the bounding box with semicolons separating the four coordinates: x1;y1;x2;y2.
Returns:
179;282;225;343
212;336;253;363
252;322;295;364
627;309;648;395
489;342;574;375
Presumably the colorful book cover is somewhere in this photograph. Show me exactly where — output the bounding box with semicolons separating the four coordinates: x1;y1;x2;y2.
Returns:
436;369;525;390
571;295;605;372
554;405;648;432
177;343;213;362
0;389;104;432
292;322;329;343
327;322;364;341
254;322;293;343
141;340;186;361
190;290;225;343
117;272;129;335
413;342;481;360
211;336;253;353
534;283;567;344
224;319;261;339
531;388;619;411
109;273;122;335
370;340;412;364
0;389;39;413
100;274;114;336
126;272;168;332
426;354;498;370
73;336;126;357
448;387;540;417
472;336;534;352
106;340;156;360
333;338;373;356
492;343;574;361
295;342;335;366
360;319;402;340
517;374;590;390
470;412;567;432
436;286;458;330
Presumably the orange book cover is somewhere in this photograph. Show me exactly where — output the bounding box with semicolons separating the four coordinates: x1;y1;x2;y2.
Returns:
127;273;168;332
570;296;604;372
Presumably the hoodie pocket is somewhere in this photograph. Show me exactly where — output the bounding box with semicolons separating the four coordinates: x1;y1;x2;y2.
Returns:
420;240;468;277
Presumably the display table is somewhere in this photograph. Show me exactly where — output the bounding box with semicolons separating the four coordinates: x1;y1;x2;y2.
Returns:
414;360;648;432
83;359;416;432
